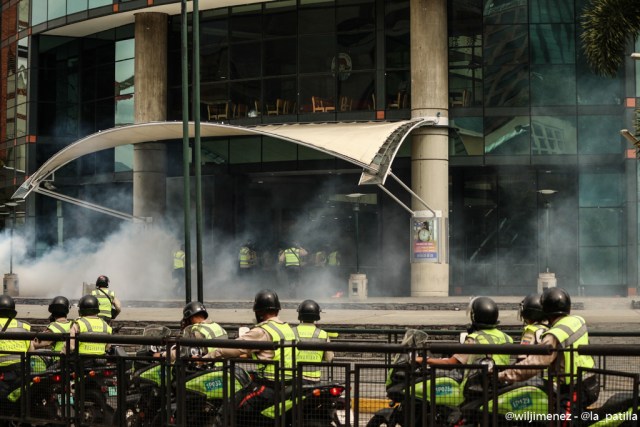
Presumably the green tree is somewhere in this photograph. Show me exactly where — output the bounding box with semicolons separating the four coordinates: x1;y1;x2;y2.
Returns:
581;0;640;77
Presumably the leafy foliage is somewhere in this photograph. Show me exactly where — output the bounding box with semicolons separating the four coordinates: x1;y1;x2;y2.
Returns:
580;0;640;77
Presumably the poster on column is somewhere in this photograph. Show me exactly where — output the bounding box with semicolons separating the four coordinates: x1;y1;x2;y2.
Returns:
411;217;439;263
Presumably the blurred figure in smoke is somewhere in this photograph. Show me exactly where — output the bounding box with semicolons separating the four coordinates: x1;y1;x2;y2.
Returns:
90;275;121;324
238;241;258;286
172;244;186;294
279;242;308;298
327;245;344;298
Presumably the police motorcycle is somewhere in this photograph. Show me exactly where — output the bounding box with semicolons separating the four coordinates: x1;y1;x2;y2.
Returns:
366;329;465;427
122;324;173;427
0;352;65;426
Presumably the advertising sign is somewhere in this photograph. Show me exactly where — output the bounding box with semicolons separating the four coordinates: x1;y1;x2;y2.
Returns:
411;216;439;263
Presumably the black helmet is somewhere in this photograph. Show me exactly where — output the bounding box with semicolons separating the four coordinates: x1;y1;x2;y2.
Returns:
182;301;208;322
253;289;281;312
469;297;499;329
297;299;321;322
78;295;100;316
541;287;571;316
519;293;545;322
48;296;70;317
0;295;17;318
96;275;110;288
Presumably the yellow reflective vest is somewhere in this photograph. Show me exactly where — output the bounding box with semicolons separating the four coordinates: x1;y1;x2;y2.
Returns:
255;320;296;380
174;250;185;269
192;322;228;355
467;328;514;366
542;315;594;384
283;248;302;267
47;320;73;352
91;289;116;320
0;318;31;367
76;317;112;355
293;323;329;379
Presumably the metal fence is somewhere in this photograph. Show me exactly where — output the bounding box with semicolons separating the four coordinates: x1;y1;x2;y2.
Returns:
0;330;638;426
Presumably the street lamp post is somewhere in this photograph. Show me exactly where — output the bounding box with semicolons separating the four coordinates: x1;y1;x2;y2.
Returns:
537;189;557;294
3;202;18;296
346;193;367;298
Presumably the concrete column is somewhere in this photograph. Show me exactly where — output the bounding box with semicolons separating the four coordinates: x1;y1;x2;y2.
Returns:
133;13;168;220
410;0;449;296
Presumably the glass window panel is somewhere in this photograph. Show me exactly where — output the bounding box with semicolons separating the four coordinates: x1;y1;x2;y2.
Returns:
264;6;297;37
264;38;297;76
115;59;134;95
577;115;624;154
201;44;229;82
530;24;575;65
385;70;409;109
484;25;528;66
579;172;622;207
337;71;374;111
69;0;87;14
230;136;261;164
202;83;229;119
115;39;134;61
579;208;621;246
263;77;297;112
95;63;114;99
484;0;528;24
530;116;576;154
230;5;262;42
230;80;261;116
202;18;228;46
115;95;134;126
203;139;229;164
484;64;529;107
230;42;261;79
299;1;335;35
386;32;410;69
336;0;375;33
95;98;114;130
89;0;110;8
263;137;296;162
337;32;374;70
449;35;483;107
115;145;133;172
32;0;47;25
299;35;336;74
484;116;530;155
579;246;622;286
530;0;573;23
18;2;29;30
48;0;66;20
299;75;336;113
385;0;408;32
450;117;484;156
299;145;333;160
576;55;623;105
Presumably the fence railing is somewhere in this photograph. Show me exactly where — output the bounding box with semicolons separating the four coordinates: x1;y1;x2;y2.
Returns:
0;332;638;426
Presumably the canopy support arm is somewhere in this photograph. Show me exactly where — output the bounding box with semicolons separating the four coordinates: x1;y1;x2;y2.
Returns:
35;187;151;223
386;171;437;217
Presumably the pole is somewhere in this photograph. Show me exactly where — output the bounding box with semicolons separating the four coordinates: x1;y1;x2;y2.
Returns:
354;203;360;273
545;202;550;273
181;0;192;303
192;0;204;303
9;209;14;275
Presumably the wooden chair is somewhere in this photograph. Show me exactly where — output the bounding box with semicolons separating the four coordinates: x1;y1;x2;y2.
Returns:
369;93;376;110
322;98;336;112
236;103;248;118
340;96;353;111
451;89;470;107
207;104;217;121
312;96;324;113
216;102;230;120
254;100;261;115
267;99;283;115
388;92;403;109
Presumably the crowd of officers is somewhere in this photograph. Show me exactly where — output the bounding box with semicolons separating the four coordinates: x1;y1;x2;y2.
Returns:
0;282;596;418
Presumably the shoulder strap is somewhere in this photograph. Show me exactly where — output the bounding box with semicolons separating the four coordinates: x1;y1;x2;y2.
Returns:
98;288;114;306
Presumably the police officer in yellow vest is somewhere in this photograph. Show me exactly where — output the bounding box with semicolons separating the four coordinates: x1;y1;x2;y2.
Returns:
238;241;258;285
90;275;121;324
499;287;599;408
0;295;33;400
423;297;513;367
279;243;308;298
210;289;296;415
32;296;72;352
516;293;548;361
173;244;186;292
181;301;228;357
293;299;334;382
63;295;112;356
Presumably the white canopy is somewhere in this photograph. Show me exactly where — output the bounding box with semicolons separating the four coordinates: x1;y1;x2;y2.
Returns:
13;118;442;202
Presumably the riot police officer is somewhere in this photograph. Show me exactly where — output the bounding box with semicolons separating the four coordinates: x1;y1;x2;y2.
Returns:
32;296;72;352
63;295;112;355
293;299;334;382
90;275;121;324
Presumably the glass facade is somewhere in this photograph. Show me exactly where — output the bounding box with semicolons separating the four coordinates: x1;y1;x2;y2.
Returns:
0;0;635;295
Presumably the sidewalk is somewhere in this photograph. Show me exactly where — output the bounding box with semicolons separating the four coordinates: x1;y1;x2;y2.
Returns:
14;296;640;329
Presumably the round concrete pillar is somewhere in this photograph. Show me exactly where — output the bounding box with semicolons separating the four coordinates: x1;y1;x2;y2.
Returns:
410;0;449;296
133;13;168;220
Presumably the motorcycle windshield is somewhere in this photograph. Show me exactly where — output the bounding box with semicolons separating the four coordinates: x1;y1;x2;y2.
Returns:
392;329;429;365
140;324;172;354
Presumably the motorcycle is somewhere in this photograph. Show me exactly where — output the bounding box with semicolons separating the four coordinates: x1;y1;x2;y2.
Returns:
123;324;173;427
0;353;64;426
366;329;464;427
